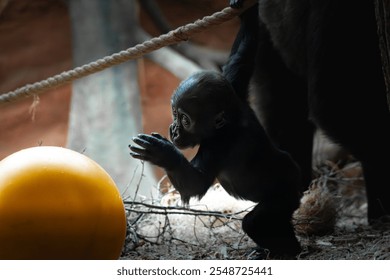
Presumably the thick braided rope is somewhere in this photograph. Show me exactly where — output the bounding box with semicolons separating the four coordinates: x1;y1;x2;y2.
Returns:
0;2;255;104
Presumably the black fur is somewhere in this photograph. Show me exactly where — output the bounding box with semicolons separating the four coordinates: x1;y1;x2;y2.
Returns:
129;4;301;258
242;0;390;221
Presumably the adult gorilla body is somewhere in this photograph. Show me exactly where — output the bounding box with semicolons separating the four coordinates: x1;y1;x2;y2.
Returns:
237;0;390;221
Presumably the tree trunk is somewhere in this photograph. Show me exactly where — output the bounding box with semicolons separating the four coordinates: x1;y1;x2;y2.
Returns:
68;0;156;198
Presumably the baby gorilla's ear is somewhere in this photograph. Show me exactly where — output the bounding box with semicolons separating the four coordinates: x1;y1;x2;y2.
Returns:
214;111;226;129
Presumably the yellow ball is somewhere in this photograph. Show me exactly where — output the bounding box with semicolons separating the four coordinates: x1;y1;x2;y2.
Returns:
0;146;127;260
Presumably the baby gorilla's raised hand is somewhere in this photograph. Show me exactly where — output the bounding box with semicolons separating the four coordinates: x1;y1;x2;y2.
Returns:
230;0;244;9
129;133;184;170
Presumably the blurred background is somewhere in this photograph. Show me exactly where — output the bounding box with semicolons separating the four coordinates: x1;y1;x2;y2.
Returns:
0;0;239;196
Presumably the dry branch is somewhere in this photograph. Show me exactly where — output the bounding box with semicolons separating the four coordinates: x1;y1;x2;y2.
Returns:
124;200;251;221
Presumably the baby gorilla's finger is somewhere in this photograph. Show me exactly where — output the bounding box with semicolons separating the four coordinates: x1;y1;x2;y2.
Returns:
129;144;151;160
151;132;164;140
129;151;151;161
129;151;140;158
137;133;163;146
132;136;152;148
129;144;148;155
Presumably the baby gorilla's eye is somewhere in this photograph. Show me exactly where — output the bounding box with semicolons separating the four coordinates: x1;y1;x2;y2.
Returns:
181;115;191;128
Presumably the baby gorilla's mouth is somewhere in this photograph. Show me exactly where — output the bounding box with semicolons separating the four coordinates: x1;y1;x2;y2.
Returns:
169;124;191;149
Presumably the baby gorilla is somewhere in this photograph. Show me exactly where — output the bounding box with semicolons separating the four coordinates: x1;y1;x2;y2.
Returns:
129;4;301;258
129;71;301;257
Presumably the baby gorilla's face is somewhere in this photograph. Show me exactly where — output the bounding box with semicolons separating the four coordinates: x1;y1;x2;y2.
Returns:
169;105;197;149
169;71;236;150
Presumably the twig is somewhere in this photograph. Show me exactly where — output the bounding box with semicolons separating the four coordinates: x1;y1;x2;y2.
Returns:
124;200;250;220
124;207;243;220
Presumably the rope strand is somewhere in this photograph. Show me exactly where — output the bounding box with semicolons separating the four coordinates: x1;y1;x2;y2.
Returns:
0;1;256;104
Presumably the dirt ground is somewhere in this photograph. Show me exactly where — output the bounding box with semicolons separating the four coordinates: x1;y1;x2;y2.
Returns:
120;161;390;260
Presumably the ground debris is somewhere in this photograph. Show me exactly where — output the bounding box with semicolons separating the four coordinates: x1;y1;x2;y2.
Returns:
120;161;390;260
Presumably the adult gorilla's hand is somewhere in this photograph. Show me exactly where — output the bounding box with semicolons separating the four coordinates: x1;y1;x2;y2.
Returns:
129;133;184;170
